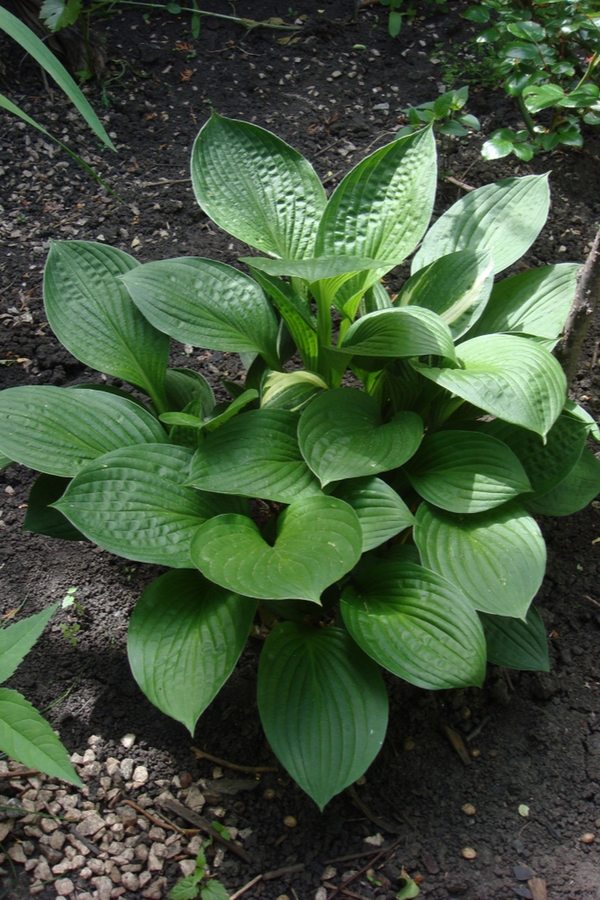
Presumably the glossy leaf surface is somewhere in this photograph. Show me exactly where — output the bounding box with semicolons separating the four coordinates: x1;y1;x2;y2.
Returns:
333;477;415;551
339;307;457;360
480;605;549;671
0;604;59;684
524;447;600;516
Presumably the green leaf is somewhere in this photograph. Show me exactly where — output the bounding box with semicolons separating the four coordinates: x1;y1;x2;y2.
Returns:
298;389;423;486
261;371;328;412
54;445;244;567
507;20;546;42
339;307;457;361
414;502;546;618
523;447;600;516
333;477;415;551
44;242;169;405
388;9;402;36
481;136;515;161
462;6;490;23
128;570;257;735
563;401;600;441
40;0;81;31
413;334;567;437
188;409;320;502
164;369;215;415
169;876;201;900
241;255;394;282
465;264;579;340
191;495;363;603
201;881;229;900
121;258;279;369
0;688;82;786
523;83;565;113
0;605;59;684
558;84;600;108
257;622;388;809
0;385;168;477
396;872;421;899
480;605;549;671
405;431;531;513
396;249;494;340
341;560;486;689
412;175;550;275
248;267;318;371
23;474;87;541
161;390;258;434
0;454;12;472
191;113;326;259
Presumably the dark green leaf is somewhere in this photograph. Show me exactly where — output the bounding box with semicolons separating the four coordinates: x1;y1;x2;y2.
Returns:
23;474;87;541
0;605;59;684
333;477;415;551
480;605;549;671
523;447;600;516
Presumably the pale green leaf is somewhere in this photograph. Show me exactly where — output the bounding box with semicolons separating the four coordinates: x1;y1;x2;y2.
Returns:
339;307;457;361
333;477;415;551
261;371;328;412
0;605;59;684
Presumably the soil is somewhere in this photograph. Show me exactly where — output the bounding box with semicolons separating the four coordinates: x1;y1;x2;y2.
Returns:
1;1;600;899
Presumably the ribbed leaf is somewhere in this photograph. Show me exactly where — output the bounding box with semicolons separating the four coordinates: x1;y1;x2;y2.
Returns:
164;369;215;415
190;496;363;602
128;570;257;734
413;174;550;275
121;258;279;368
466;264;579;340
241;255;392;281
333;477;415;551
54;445;245;567
0;605;59;684
0;688;81;786
480;605;549;671
414;501;546;617
397;249;494;339
257;622;388;809
0;385;168;477
188;409;320;502
564;400;600;441
248;268;318;371
191;113;326;259
0;454;11;472
339;307;457;360
23;474;86;541
298;389;423;486
405;430;531;513
341;561;486;689
414;334;566;436
261;371;328;412
43;241;168;403
524;447;600;516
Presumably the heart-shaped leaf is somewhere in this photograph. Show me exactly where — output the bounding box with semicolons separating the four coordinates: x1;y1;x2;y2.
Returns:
479;605;549;671
414;501;546;618
188;409;321;502
191;113;327;259
190;495;363;602
412;174;550;275
0;604;59;684
0;385;168;477
405;430;531;513
524;447;600;517
298;389;423;486
257;622;388;809
54;445;246;567
414;334;566;437
43;241;169;405
341;560;486;689
333;477;415;551
339;307;457;361
121;257;279;368
128;570;257;735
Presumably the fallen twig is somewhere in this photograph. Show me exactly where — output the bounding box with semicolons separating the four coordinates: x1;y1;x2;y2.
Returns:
442;725;471;766
191;746;277;774
123;799;196;836
444;175;476;192
346;783;404;833
325;837;404;900
465;714;492;742
0;768;39;779
158;798;252;863
264;863;305;880
326;846;399;865
229;874;263;900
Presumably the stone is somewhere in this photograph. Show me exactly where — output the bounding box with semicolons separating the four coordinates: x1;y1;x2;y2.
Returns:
120;759;134;780
132;766;149;785
77;814;106;837
33;857;52;881
120;872;140;891
50;832;66;851
142;877;167;899
91;875;114;900
179;858;197;877
54;878;74;895
7;844;27;864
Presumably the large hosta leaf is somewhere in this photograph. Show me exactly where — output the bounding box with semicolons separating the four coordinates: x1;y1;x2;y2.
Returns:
298;389;423;486
191;113;326;259
414;501;546;618
128;570;257;735
0;385;168;477
261;371;328;412
524;447;600;516
249;268;318;370
54;445;244;567
257;622;388;809
333;477;415;551
466;264;580;340
0;688;81;786
414;334;566;437
480;605;549;671
339;307;457;360
412;174;550;275
405;430;531;513
0;604;58;683
341;561;486;690
397;249;494;340
188;409;320;502
23;474;86;541
43;241;168;403
190;495;362;602
121;258;279;368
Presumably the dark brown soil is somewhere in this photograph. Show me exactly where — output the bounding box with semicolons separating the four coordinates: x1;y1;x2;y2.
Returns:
1;2;600;899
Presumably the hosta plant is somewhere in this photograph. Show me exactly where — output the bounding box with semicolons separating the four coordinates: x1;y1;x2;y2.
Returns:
1;114;599;809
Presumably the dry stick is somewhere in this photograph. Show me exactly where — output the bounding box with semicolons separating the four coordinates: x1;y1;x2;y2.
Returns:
346;783;404;833
554;225;600;385
263;863;305;880
585;594;600;609
0;768;38;779
158;798;252;863
325;837;404;900
444;175;476;192
229;874;263;900
191;746;277;774
123;799;195;836
141;178;192;187
326;846;398;865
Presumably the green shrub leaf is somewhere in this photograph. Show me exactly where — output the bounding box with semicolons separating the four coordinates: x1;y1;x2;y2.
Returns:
128;570;257;735
414;501;545;617
480;605;549;671
0;604;59;684
412;175;550;275
23;474;87;541
0;386;168;477
339;307;457;360
257;622;388;809
298;389;423;486
341;561;486;689
524;447;600;516
333;477;415;551
191;496;363;602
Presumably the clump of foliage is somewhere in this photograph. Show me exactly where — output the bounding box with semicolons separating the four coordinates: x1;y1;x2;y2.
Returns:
1;115;599;809
0;606;82;786
461;0;600;159
168;836;228;900
397;85;481;140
